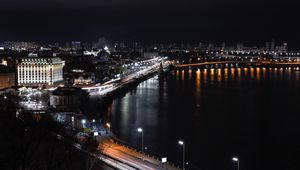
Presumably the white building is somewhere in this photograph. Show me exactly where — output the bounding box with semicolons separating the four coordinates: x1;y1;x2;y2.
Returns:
17;57;65;85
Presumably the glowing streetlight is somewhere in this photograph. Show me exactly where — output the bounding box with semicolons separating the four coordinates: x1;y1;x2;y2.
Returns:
232;157;240;170
81;119;86;129
106;123;111;130
137;128;144;160
178;140;185;170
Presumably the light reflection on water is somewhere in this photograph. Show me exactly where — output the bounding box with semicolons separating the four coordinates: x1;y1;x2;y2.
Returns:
103;66;300;170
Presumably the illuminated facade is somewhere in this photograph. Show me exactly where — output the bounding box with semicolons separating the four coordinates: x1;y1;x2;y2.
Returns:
17;57;65;85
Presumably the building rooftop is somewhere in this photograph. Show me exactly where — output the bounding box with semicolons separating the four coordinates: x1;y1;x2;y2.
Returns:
52;86;82;96
19;57;64;64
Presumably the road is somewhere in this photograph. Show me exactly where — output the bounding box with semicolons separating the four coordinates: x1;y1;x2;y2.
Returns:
83;60;167;96
98;137;182;170
55;133;138;170
176;61;300;68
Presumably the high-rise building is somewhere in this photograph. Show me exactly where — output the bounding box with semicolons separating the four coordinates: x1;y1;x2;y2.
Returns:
17;57;65;85
271;39;275;51
237;43;244;51
276;43;288;53
265;42;270;51
221;42;226;51
283;43;288;52
71;41;82;50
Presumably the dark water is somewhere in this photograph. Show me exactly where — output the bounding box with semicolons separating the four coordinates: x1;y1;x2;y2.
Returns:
103;67;300;170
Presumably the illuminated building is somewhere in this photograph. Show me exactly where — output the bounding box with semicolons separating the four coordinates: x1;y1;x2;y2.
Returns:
17;57;65;85
50;87;88;110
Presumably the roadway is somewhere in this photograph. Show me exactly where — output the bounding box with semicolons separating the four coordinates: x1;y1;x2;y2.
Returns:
98;137;181;170
83;61;167;96
55;133;137;170
176;61;254;67
175;60;300;68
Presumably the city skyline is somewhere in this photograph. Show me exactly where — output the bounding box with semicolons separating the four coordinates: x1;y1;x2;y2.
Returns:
0;0;299;47
0;39;295;51
1;1;300;170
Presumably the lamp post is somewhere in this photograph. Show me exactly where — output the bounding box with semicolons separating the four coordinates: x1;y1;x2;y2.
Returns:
137;128;144;160
232;157;240;170
81;119;86;129
178;140;185;170
106;123;111;134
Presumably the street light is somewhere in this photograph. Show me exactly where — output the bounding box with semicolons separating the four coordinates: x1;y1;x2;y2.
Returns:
106;122;111;134
81;119;86;129
232;157;240;170
137;128;144;160
178;140;185;170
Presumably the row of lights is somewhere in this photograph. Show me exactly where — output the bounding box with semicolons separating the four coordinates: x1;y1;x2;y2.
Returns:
122;57;167;68
79;120;240;170
137;127;240;170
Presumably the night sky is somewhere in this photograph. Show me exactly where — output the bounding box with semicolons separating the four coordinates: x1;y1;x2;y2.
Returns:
0;0;299;46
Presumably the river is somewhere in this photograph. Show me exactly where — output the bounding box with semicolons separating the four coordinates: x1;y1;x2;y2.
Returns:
102;66;300;170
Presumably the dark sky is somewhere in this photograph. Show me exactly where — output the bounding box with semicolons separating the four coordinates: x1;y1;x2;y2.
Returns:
0;0;299;46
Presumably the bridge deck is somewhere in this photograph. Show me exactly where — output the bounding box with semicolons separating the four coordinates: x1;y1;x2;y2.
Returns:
175;61;300;68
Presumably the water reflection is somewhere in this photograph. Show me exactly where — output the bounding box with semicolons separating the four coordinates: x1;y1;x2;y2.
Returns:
210;68;215;81
243;67;248;77
230;68;235;78
250;67;254;77
217;68;222;82
256;67;260;80
196;69;201;98
262;67;266;79
173;66;296;89
203;68;207;82
103;66;300;170
189;69;192;80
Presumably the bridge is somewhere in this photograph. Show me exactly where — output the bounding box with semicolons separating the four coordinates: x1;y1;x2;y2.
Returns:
80;61;166;96
174;61;300;68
